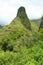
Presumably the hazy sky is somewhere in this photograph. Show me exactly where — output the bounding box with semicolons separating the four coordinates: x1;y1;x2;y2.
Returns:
0;0;43;25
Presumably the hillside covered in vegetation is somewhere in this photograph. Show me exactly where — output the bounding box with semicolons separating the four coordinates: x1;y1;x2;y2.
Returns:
0;7;43;65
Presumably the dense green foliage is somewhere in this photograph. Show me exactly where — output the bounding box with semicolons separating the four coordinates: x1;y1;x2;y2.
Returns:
0;7;43;65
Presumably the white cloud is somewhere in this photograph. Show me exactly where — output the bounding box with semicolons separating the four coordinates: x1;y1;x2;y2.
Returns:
26;5;43;19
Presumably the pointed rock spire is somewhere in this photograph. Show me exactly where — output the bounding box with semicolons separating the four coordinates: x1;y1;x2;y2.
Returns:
17;6;31;30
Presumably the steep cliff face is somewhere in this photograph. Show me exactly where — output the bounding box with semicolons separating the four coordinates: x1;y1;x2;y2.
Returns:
39;16;43;31
17;7;31;30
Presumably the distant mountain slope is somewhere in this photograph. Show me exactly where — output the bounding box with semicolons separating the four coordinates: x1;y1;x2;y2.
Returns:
31;18;41;27
0;25;3;28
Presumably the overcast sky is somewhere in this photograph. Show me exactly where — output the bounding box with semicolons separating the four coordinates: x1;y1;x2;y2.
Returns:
0;0;43;25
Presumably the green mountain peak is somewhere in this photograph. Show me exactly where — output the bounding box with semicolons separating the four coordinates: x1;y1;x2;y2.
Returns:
17;6;25;17
17;6;31;30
